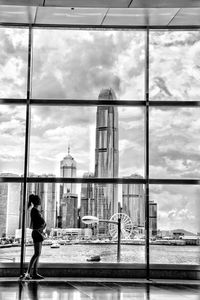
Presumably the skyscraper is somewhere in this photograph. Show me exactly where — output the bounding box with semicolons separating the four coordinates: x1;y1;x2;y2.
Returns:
60;146;76;196
149;200;157;236
0;173;21;237
122;174;145;227
80;172;94;228
60;147;78;228
94;88;119;235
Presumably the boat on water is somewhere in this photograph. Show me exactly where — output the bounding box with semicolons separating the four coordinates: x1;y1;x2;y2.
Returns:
87;255;101;262
50;242;60;248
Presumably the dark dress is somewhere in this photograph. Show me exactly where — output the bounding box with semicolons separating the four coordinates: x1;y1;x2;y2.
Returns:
30;207;46;243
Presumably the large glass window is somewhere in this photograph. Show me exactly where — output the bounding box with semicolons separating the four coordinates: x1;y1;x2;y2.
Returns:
150;185;200;265
29;106;144;178
0;105;26;175
0;28;28;98
0;182;22;263
150;107;200;179
31;29;145;100
149;30;200;101
0;26;199;274
22;182;145;264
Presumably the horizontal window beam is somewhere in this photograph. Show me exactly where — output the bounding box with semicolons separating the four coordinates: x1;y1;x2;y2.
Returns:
0;177;200;185
1;23;200;30
1;99;200;107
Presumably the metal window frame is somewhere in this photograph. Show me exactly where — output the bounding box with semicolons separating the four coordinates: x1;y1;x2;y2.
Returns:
0;24;200;279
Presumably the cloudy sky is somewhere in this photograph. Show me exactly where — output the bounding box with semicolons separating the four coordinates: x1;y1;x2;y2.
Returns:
0;28;200;232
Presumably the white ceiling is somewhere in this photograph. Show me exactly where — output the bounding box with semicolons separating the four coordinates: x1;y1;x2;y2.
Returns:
1;0;200;8
0;1;200;26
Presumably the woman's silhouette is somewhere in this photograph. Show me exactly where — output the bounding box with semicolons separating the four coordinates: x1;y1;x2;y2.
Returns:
23;194;46;280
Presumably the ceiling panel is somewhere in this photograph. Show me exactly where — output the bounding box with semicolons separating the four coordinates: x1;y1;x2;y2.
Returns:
44;0;131;8
103;8;179;26
36;7;107;25
130;0;200;8
169;8;200;25
0;0;43;5
0;5;36;23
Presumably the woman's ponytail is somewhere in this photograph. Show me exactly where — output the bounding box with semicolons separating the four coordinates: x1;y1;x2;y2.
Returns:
28;194;35;209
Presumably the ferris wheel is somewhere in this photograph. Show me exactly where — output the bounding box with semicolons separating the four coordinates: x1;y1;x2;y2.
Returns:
108;213;133;240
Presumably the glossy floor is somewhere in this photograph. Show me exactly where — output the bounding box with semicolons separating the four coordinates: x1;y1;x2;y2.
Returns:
0;279;199;300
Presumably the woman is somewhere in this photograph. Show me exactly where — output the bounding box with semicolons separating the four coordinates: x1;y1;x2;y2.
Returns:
24;194;46;280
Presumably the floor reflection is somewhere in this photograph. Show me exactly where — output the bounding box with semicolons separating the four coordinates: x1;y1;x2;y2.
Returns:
0;281;198;300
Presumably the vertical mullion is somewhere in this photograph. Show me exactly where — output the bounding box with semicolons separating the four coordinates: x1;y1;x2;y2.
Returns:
145;28;150;280
20;25;32;277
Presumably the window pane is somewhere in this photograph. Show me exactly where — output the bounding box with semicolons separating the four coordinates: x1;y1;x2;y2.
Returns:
150;30;200;101
22;183;145;264
0;27;28;98
150;185;200;265
29;105;144;178
0;105;26;175
32;29;145;100
0;182;22;263
150;107;200;179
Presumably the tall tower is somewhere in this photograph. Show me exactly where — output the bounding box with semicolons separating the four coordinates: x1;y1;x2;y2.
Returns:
94;88;119;235
60;146;77;196
60;147;78;228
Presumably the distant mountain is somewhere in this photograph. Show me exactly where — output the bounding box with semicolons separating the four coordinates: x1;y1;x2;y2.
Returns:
172;229;196;236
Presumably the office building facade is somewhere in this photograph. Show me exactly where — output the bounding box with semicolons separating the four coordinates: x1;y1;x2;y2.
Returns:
60;148;78;228
122;174;145;227
80;172;95;228
149;200;157;237
0;174;21;237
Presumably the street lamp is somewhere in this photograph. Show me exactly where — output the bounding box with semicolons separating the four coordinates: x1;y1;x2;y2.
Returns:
82;215;121;262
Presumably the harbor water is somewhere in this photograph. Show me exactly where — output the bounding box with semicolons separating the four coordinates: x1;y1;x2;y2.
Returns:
0;244;199;264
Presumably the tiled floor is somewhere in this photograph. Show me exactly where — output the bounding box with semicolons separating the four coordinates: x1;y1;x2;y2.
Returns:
0;278;199;300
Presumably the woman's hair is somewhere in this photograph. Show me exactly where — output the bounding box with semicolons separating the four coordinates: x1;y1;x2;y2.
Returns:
27;194;41;209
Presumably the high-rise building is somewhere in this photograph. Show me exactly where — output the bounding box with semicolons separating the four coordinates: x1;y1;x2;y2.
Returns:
60;146;77;196
149;200;157;236
94;88;119;235
60;147;78;228
122;178;157;236
122;174;145;227
0;173;21;237
60;191;78;228
80;172;94;228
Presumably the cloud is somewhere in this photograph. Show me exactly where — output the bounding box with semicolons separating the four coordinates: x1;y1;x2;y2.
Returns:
31;30;145;100
150;31;200;100
0;28;28;98
150;107;200;178
150;185;200;232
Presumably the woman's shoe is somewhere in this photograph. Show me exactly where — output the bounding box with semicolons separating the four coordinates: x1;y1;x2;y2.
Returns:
32;273;44;280
23;273;32;280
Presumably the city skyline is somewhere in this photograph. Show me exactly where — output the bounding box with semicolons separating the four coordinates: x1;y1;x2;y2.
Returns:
0;28;200;233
